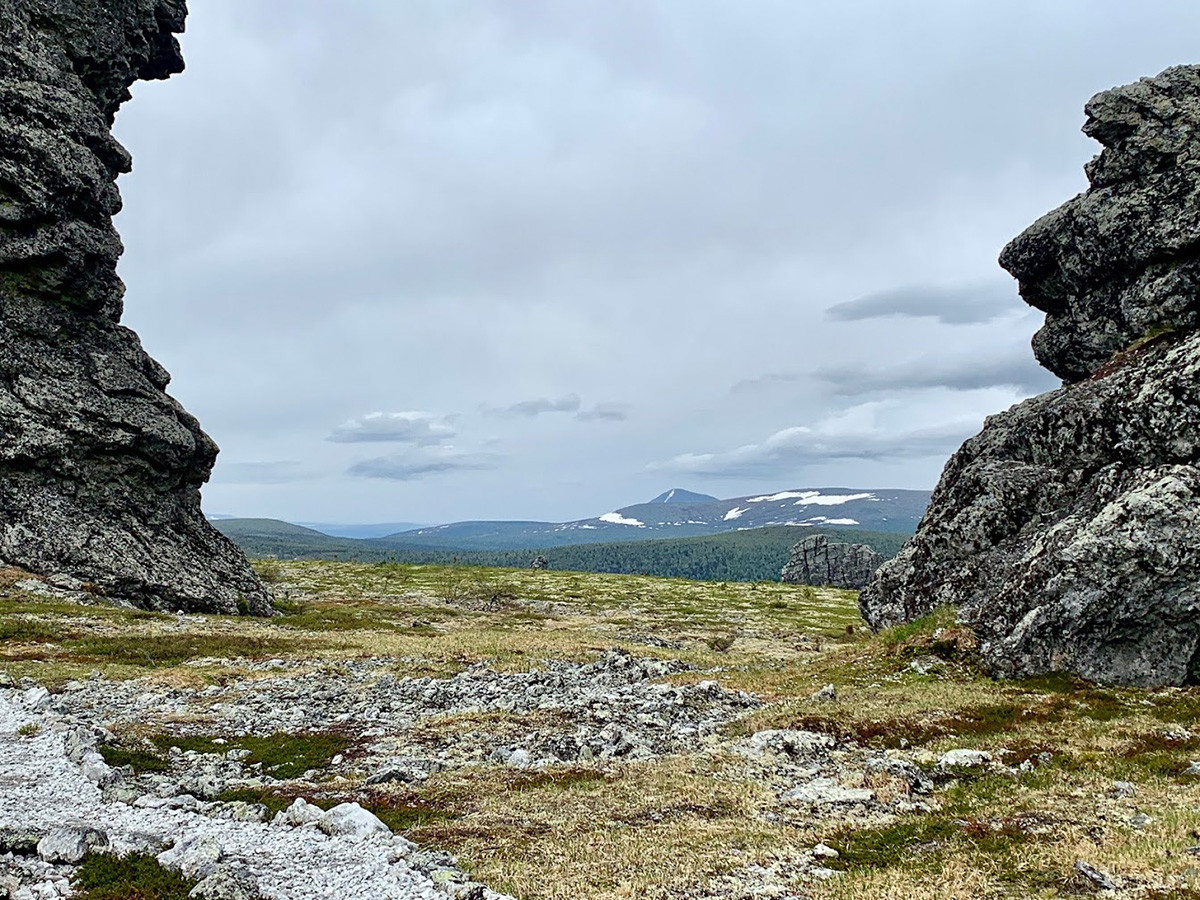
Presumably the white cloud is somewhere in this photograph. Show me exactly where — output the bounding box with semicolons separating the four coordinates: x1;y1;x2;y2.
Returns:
327;411;457;444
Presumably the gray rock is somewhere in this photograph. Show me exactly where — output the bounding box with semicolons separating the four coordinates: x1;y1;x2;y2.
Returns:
781;777;874;806
36;826;108;863
781;535;883;589
1073;860;1118;891
1110;780;1137;799
860;68;1200;687
316;803;389;838
157;834;223;880
936;749;991;771
0;0;271;615
810;683;837;702
189;864;258;900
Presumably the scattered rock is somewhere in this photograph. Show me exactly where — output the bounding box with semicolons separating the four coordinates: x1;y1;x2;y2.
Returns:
781;535;883;589
189;864;258;900
529;556;549;570
812;843;839;859
861;65;1200;687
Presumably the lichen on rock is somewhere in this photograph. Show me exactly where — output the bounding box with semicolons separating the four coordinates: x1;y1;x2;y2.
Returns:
0;0;271;615
859;65;1200;686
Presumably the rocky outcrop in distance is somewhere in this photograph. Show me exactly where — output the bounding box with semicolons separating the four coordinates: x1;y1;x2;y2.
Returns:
0;1;271;614
860;65;1200;686
780;535;883;590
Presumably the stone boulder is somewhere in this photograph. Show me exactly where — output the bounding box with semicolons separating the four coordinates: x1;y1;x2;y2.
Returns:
781;535;883;589
859;65;1200;686
0;0;272;614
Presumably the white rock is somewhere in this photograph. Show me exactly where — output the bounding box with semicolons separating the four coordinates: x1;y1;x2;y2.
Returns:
158;834;223;880
812;842;840;858
80;750;112;785
274;797;323;827
811;683;837;702
36;827;108;863
317;802;390;838
936;749;992;770
506;748;532;768
21;687;50;712
782;777;874;805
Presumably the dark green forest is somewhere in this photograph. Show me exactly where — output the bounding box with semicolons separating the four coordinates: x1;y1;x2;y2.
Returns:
222;523;909;583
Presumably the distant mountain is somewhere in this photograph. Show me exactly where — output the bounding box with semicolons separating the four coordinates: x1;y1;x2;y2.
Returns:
297;522;429;539
215;522;910;583
376;486;929;550
648;488;720;504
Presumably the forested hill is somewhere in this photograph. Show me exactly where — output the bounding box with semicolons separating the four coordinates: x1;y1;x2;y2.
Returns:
217;522;909;583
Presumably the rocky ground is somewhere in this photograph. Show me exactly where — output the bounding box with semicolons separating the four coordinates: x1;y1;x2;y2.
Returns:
3;562;1200;899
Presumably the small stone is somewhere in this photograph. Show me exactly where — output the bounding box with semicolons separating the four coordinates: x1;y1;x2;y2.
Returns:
1073;860;1117;891
507;749;532;768
37;827;109;864
317;803;390;838
1111;781;1136;799
1129;811;1153;829
782;778;874;806
936;749;991;771
21;687;49;711
275;798;323;827
811;684;837;702
189;864;258;900
812;843;839;859
158;834;223;880
1183;760;1200;775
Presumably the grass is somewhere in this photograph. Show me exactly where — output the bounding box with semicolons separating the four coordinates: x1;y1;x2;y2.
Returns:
73;853;196;900
9;559;1200;899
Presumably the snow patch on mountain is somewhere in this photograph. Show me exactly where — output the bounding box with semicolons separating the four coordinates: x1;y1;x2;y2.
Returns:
724;507;748;521
599;512;645;527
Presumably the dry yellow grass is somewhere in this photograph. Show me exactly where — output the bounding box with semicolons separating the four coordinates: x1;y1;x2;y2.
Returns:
3;560;1200;899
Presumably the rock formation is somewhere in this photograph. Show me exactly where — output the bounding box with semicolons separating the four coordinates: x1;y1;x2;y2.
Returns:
781;535;883;589
860;65;1200;686
0;0;272;614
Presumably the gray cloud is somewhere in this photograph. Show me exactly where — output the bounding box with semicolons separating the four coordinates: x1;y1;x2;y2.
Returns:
213;460;313;485
104;0;1200;523
485;394;582;418
826;284;1022;325
650;419;978;479
348;448;502;481
327;411;456;445
576;402;630;422
729;372;801;395
818;353;1060;397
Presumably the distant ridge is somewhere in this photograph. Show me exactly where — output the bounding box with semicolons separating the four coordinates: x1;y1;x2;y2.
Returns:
214;486;930;553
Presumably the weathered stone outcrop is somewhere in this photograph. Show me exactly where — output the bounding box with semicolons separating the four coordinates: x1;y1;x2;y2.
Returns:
859;65;1200;686
781;535;883;589
0;1;271;614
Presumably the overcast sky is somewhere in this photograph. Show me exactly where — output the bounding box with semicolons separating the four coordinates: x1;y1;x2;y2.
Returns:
110;1;1200;525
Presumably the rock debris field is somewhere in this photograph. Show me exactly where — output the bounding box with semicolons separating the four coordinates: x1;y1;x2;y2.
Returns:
0;644;962;900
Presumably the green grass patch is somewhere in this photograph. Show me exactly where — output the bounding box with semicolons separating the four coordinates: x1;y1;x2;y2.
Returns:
98;743;170;773
65;633;305;667
149;731;351;779
73;852;196;900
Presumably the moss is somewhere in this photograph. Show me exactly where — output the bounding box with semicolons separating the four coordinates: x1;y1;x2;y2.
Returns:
149;731;351;779
73;853;196;900
98;743;170;773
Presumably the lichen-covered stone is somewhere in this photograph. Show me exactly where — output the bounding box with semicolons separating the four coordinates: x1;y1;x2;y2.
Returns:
860;66;1200;687
780;535;883;589
0;1;271;614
